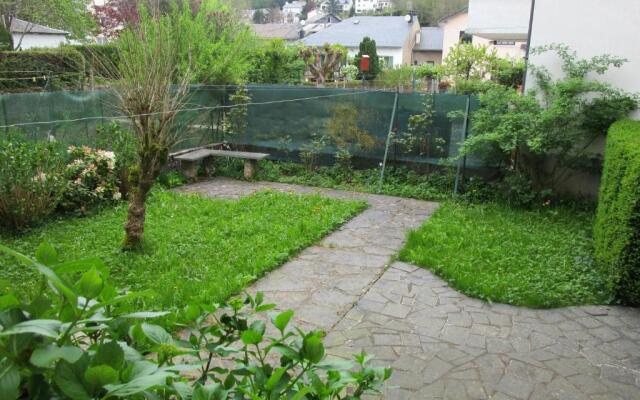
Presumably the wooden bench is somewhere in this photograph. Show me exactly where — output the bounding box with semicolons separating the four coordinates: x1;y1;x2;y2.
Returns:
173;148;270;179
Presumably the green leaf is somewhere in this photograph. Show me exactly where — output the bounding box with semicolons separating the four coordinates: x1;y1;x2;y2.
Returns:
84;365;119;389
30;345;83;368
250;320;265;336
92;341;124;369
76;268;103;299
255;303;276;312
0;245;77;306
0;319;62;338
265;367;287;391
121;311;170;319
290;387;312;400
302;334;325;364
192;383;227;400
104;371;174;397
271;344;300;362
272;310;294;333
140;323;172;345
240;329;262;345
35;243;58;266
0;295;20;310
55;258;109;279
54;358;91;400
0;358;20;400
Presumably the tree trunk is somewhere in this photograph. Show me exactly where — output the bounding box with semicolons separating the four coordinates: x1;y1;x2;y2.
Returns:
123;176;153;250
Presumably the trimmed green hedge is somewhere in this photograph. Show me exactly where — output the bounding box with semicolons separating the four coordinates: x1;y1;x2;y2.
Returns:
594;119;640;305
0;45;119;92
0;48;85;91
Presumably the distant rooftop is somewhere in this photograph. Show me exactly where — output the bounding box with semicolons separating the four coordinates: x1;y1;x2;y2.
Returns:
302;16;418;48
252;24;301;40
414;27;443;51
10;18;68;35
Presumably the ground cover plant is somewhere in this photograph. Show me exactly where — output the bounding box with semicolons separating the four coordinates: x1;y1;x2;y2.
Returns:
0;243;390;399
216;159;456;202
399;202;612;308
0;190;366;307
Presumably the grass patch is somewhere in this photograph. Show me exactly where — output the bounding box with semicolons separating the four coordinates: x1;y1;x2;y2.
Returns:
399;202;613;308
0;190;366;307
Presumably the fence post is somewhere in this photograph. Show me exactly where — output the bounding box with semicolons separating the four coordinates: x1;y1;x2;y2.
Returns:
453;95;471;195
378;87;400;192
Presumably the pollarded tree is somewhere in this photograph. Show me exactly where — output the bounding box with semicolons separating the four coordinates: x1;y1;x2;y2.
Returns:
113;10;191;249
299;44;347;87
353;36;380;81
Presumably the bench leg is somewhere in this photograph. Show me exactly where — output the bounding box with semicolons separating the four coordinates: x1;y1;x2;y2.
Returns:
181;160;199;180
244;159;258;179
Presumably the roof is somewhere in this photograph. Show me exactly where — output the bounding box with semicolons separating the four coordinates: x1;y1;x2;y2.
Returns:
437;6;468;24
414;27;443;51
10;18;68;35
252;24;302;40
312;14;342;24
302;16;417;48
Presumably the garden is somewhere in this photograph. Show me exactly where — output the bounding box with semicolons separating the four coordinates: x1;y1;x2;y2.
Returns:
0;1;639;399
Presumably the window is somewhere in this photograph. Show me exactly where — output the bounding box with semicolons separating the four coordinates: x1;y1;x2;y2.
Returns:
380;56;394;68
459;31;473;44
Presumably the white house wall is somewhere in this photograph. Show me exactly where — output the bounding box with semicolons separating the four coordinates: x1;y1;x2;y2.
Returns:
13;33;68;50
347;47;404;68
467;0;531;40
527;0;640;119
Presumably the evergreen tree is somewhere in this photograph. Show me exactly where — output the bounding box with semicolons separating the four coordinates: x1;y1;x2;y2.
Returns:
353;37;380;80
349;5;355;17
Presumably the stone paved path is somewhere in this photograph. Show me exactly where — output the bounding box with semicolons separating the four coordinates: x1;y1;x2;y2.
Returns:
183;178;640;400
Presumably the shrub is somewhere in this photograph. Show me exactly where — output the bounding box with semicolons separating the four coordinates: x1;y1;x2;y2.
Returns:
96;122;137;198
66;44;120;80
60;145;121;212
594;120;640;305
0;48;86;92
247;39;306;84
0;243;392;399
0;135;66;230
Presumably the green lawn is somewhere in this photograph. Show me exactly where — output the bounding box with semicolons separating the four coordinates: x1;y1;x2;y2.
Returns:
0;190;366;307
399;202;613;308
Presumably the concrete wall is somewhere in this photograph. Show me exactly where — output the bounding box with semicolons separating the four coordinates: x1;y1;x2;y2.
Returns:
467;0;531;40
527;0;640;119
13;33;68;49
412;51;442;65
440;11;468;60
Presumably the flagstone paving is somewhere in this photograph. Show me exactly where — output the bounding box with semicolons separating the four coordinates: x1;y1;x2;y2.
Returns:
184;178;640;399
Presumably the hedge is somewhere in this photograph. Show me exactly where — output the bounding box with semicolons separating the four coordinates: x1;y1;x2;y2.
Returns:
594;119;640;305
66;44;119;79
0;45;119;92
0;48;85;91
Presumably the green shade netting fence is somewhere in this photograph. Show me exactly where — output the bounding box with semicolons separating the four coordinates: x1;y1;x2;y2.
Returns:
0;84;479;166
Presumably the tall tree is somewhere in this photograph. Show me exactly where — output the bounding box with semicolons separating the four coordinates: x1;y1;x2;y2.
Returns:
252;8;266;23
113;8;191;249
325;0;340;15
0;0;96;47
353;36;380;80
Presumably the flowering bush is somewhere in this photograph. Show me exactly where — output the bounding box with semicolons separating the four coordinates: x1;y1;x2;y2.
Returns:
0;136;66;230
61;145;121;212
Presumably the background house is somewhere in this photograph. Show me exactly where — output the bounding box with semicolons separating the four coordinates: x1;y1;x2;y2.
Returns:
439;7;527;60
302;15;420;67
283;1;305;23
252;23;304;41
10;18;69;49
412;27;443;65
354;0;392;14
302;14;342;36
320;0;352;14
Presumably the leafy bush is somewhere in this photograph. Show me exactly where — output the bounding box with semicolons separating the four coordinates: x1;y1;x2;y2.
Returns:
0;48;86;91
0;243;391;399
96;122;137;198
0;136;66;230
66;44;120;80
248;39;306;84
60;146;121;212
462;45;638;197
594;120;640;305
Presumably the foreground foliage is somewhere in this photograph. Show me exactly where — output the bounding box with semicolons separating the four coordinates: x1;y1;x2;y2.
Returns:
0;243;390;399
399;202;611;308
1;190;366;307
594;120;640;305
